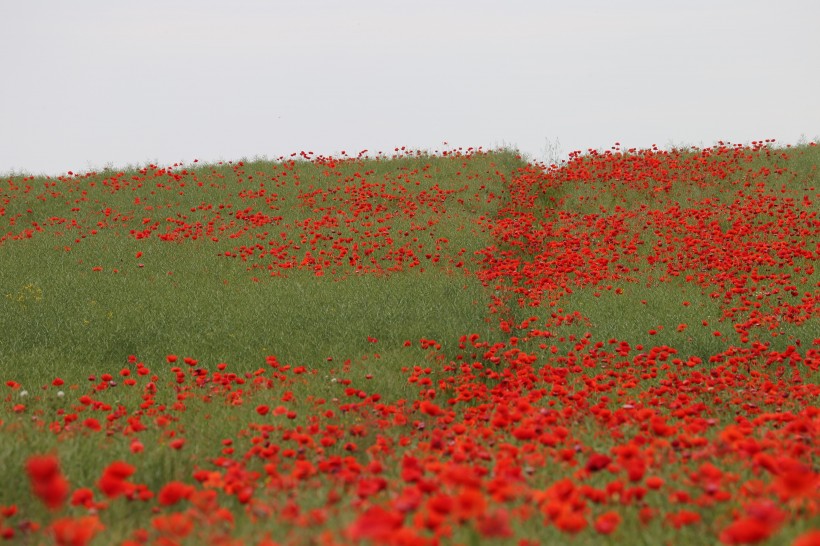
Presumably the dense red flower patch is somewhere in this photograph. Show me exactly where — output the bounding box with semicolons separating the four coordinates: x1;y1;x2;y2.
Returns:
1;149;491;279
1;143;818;544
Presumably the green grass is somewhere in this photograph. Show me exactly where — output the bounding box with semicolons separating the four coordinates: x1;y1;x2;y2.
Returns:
1;151;525;387
8;143;811;383
0;240;494;387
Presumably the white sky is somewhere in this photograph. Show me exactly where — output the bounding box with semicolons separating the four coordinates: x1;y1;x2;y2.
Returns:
1;0;818;175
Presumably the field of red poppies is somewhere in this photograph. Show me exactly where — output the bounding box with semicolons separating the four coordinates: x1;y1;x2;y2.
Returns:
1;142;818;545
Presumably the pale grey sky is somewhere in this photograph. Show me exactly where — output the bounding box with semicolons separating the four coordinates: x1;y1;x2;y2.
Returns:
1;0;818;175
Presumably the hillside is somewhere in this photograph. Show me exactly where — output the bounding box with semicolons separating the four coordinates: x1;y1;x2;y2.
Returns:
0;142;818;545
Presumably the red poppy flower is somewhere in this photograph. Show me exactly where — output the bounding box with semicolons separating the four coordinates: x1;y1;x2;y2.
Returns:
26;454;69;510
157;481;195;506
420;400;443;417
152;513;194;539
50;516;104;546
773;458;818;501
70;488;95;508
347;505;404;543
594;511;622;535
554;508;587;534
477;508;513;538
720;516;775;545
97;461;136;498
666;510;701;529
454;488;486;521
585;453;612;473
83;418;101;431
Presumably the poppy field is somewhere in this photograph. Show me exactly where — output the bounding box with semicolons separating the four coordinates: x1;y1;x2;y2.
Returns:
1;141;818;545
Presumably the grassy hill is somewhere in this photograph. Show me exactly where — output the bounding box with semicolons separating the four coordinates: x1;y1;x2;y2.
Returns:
0;142;817;545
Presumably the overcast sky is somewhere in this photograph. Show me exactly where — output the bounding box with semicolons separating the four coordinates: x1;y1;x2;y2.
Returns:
1;0;818;175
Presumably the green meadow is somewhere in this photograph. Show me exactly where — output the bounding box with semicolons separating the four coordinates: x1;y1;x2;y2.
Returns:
0;143;817;544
